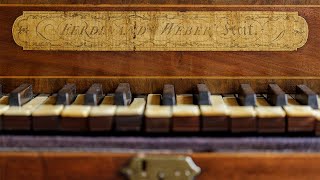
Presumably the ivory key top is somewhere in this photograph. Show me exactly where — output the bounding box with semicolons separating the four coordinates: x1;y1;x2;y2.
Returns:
284;95;315;133
223;96;256;133
172;94;200;132
255;97;286;133
145;94;172;132
200;95;229;132
32;95;64;131
114;97;146;132
60;94;91;132
88;95;116;131
3;95;48;130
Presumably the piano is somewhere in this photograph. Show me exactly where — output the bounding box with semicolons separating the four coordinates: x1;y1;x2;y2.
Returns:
1;0;320;179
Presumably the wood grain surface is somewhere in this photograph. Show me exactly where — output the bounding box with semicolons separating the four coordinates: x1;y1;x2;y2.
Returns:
0;152;320;180
1;0;320;5
0;77;319;94
0;2;320;179
0;5;320;77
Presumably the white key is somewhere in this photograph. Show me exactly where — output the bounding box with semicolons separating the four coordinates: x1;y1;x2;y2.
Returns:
173;94;199;117
223;96;256;118
173;105;200;117
89;95;116;117
61;94;91;118
32;96;64;116
255;97;285;118
176;94;193;105
145;94;172;118
284;95;315;132
4;95;48;116
116;98;146;116
0;96;10;115
284;95;315;117
200;95;229;117
283;105;315;117
223;96;256;132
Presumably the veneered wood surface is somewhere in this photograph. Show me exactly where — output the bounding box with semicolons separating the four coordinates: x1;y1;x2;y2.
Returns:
1;152;320;180
0;5;320;77
0;77;319;94
1;0;320;5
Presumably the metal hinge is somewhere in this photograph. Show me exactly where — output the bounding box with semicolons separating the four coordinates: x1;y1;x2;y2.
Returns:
122;155;201;180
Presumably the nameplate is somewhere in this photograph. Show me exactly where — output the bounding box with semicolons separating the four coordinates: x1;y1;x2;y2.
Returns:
12;11;308;51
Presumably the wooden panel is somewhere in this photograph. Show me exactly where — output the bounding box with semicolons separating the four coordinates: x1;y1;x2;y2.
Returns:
0;77;320;94
0;152;320;179
0;5;320;76
1;0;320;5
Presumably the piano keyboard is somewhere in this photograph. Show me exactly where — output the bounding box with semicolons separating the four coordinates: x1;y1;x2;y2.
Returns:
0;83;319;135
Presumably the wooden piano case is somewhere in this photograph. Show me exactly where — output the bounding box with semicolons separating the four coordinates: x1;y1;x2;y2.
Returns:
1;0;320;179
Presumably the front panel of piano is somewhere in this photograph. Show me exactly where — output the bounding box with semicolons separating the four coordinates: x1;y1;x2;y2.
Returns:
1;1;320;179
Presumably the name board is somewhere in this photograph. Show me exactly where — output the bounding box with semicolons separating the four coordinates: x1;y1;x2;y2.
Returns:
12;11;308;51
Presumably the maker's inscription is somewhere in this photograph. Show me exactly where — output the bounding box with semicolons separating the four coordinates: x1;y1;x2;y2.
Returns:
12;11;308;51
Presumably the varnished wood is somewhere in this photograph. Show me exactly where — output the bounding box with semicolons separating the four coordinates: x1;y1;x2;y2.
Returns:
1;1;320;179
1;77;320;94
1;152;320;180
1;0;320;5
287;117;315;132
202;116;229;132
0;5;320;77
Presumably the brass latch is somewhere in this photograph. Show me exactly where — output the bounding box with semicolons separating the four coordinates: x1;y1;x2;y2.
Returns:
122;155;201;180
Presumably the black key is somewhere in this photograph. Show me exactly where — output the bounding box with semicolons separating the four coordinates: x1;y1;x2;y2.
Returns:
266;84;288;106
115;83;132;106
56;84;77;105
162;84;176;106
195;84;211;105
9;83;33;106
85;83;104;106
0;84;3;98
295;84;319;109
237;84;256;106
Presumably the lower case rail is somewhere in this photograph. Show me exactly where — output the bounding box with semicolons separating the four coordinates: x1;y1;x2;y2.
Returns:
0;151;320;180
